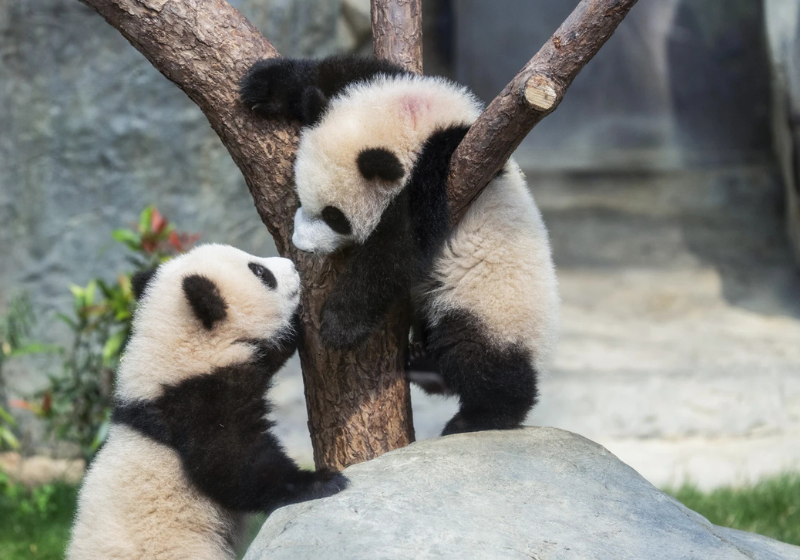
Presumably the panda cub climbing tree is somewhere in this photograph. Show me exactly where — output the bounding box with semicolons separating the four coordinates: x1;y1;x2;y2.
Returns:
68;245;347;560
241;55;559;436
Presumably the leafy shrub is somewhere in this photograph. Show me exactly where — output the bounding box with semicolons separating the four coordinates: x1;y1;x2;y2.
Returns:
0;295;59;450
17;206;198;460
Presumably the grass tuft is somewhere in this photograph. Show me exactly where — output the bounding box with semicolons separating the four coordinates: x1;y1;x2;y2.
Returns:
0;473;78;560
665;473;800;546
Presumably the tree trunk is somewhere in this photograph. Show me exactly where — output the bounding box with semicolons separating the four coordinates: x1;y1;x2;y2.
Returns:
298;263;413;469
77;0;637;470
372;0;423;74
77;0;417;471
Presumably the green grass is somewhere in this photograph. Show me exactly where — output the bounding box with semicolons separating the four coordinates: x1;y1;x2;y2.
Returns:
0;474;78;560
0;470;264;560
239;513;267;559
666;473;800;546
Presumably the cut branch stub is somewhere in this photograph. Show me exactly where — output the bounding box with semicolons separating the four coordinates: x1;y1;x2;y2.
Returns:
447;0;640;224
371;0;423;74
524;75;559;111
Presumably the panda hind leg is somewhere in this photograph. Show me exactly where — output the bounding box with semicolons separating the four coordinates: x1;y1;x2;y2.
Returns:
427;310;538;436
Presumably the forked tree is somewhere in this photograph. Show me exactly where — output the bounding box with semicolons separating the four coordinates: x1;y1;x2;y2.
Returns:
77;0;638;470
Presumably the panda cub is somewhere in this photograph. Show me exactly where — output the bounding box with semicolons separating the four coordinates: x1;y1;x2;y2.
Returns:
68;244;347;560
241;55;559;436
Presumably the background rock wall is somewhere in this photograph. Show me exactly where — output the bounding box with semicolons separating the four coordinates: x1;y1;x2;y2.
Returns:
0;0;340;402
456;0;772;170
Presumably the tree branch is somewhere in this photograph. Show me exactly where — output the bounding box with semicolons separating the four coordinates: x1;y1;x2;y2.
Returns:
447;0;640;224
371;0;423;74
76;0;636;471
78;0;417;471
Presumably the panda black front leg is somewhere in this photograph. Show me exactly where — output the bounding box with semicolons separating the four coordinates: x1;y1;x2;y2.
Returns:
319;295;380;350
226;456;349;514
318;213;416;350
244;453;349;512
240;58;320;123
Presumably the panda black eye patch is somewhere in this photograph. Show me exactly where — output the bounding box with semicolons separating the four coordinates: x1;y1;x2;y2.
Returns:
248;263;278;290
321;206;352;235
357;148;404;182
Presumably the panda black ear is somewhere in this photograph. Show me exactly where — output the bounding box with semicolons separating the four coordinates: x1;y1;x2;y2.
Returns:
357;148;404;182
182;274;228;330
131;269;157;300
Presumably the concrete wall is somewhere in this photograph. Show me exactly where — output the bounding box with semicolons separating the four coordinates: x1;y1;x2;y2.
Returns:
455;0;772;170
765;0;800;262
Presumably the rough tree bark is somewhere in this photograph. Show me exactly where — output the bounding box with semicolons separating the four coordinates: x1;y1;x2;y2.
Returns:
371;0;422;74
75;0;636;470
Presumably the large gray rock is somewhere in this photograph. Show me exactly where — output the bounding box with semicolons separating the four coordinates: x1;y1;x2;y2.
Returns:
245;428;800;560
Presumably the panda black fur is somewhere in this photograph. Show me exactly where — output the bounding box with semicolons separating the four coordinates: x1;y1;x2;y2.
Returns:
241;56;559;436
68;244;347;560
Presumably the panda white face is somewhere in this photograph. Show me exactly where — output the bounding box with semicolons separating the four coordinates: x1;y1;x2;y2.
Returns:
115;244;301;401
292;205;355;254
292;130;406;254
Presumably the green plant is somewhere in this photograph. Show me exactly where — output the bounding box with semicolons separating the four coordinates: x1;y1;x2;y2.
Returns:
0;472;78;559
0;295;59;450
24;206;198;460
667;473;800;546
0;405;20;451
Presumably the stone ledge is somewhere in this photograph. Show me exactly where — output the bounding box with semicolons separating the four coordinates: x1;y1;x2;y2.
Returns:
0;452;85;487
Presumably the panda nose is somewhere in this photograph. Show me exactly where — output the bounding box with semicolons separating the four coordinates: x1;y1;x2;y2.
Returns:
288;278;301;298
262;257;301;294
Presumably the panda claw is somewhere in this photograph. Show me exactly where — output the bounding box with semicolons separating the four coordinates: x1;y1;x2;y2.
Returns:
407;341;425;362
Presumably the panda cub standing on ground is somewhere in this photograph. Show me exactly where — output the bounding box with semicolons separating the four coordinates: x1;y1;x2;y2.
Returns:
68;244;347;560
241;55;559;436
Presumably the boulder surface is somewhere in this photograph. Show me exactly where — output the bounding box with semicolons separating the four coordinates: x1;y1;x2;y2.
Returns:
245;428;800;560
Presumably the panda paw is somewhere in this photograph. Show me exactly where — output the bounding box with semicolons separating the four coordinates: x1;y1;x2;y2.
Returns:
441;411;525;436
441;413;475;436
307;468;349;500
239;58;303;118
240;58;322;123
319;306;373;351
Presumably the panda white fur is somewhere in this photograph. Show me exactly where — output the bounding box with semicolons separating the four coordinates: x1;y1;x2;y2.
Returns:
67;244;347;560
241;56;559;436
